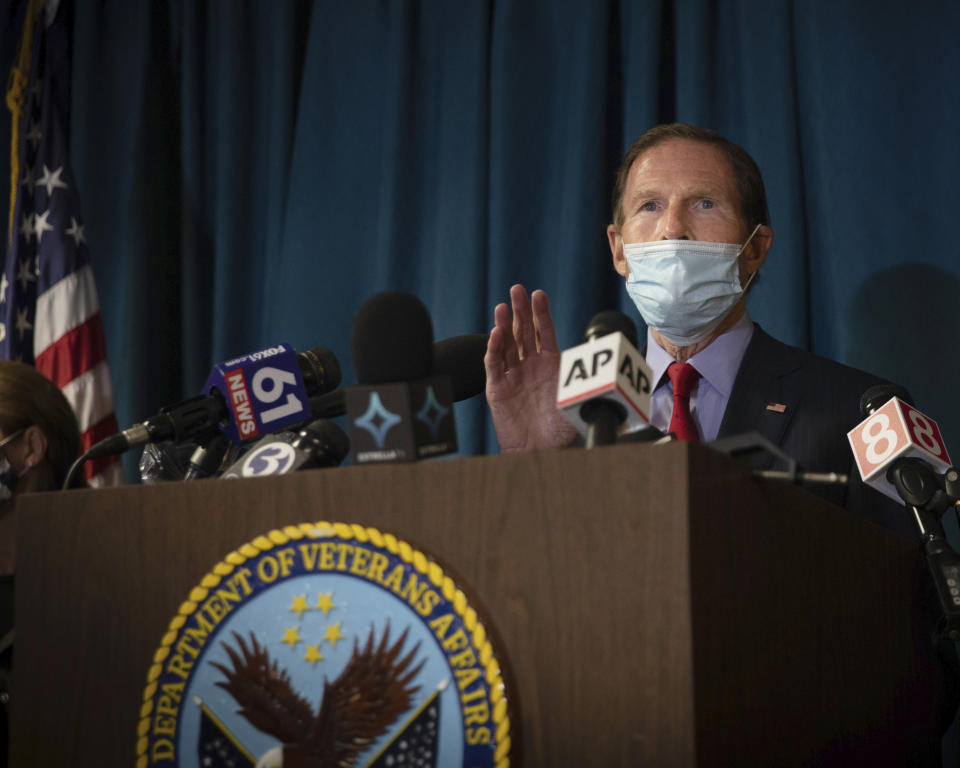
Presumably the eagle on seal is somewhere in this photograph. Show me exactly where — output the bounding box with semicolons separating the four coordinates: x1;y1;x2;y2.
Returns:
212;624;425;768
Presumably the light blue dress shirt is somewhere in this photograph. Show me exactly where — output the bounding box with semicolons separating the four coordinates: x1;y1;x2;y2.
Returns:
646;311;755;442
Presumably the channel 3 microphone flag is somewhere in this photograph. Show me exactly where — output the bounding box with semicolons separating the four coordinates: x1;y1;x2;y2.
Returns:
0;0;123;486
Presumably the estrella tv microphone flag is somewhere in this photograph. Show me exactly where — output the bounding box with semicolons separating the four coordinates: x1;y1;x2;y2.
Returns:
1;0;123;486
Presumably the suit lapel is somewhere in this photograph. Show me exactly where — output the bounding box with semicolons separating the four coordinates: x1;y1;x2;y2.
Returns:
717;325;803;464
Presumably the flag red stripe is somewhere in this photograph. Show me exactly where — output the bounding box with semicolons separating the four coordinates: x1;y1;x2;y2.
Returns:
81;412;121;480
34;312;108;388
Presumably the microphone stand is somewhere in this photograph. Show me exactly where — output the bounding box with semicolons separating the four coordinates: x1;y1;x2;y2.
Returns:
887;458;960;640
579;400;625;448
184;433;232;480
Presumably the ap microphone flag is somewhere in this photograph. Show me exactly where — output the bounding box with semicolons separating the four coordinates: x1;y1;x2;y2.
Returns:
556;331;652;439
847;394;952;503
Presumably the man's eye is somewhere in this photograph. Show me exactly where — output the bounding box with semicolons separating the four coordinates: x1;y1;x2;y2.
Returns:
699;199;715;209
640;201;658;212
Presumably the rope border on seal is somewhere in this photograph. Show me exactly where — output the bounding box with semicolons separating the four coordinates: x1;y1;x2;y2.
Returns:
135;521;511;768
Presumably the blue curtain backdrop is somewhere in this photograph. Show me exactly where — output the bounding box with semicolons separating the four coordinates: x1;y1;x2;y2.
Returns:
0;0;957;468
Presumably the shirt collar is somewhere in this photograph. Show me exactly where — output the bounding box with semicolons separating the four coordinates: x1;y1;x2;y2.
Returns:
647;311;755;397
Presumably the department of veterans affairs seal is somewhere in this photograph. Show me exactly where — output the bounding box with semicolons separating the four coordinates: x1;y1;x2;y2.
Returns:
136;523;513;768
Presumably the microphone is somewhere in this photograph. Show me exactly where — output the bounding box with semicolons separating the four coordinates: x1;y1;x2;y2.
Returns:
81;345;341;462
847;384;953;504
849;386;960;636
221;418;351;479
433;333;488;401
344;292;458;464
65;344;341;489
556;310;653;446
887;457;960;637
202;343;341;444
215;329;486;477
309;333;488;419
581;311;640;448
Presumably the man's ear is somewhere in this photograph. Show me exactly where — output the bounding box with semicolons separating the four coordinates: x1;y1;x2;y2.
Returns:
741;224;773;276
608;224;629;278
22;425;47;468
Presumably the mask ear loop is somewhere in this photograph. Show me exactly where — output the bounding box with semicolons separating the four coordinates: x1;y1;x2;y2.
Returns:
737;223;763;256
737;223;764;293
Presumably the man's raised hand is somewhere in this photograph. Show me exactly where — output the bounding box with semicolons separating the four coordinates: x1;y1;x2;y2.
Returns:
484;284;578;453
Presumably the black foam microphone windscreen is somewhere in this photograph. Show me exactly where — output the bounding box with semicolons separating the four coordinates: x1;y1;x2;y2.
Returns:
433;333;488;401
859;383;912;417
584;310;639;347
351;291;433;384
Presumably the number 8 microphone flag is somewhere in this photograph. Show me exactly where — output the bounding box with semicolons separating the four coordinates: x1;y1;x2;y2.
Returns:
1;0;122;486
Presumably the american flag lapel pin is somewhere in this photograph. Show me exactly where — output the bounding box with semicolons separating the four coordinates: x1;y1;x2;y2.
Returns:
766;403;787;413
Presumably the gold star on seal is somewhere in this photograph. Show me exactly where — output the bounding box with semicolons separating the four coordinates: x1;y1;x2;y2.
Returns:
289;593;310;620
303;644;323;666
315;591;336;617
323;621;346;649
281;626;302;649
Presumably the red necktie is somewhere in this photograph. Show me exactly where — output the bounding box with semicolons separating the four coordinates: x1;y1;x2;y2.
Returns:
667;362;702;442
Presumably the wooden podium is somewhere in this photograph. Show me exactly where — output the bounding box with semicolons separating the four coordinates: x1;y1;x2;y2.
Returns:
11;442;940;766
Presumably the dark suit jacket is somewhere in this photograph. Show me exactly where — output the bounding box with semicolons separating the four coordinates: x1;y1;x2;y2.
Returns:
717;324;915;541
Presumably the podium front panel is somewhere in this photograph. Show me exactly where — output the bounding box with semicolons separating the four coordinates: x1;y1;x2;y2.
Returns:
11;443;931;766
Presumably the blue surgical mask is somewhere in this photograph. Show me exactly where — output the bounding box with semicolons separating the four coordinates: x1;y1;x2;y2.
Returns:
623;224;760;345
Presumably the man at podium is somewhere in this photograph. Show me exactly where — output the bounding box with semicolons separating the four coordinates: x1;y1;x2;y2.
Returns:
485;122;910;539
482;122;959;763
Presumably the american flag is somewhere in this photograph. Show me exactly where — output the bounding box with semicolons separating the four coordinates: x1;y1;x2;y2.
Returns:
1;0;122;486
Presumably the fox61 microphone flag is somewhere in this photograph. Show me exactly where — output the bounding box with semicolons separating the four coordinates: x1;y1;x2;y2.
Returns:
556;331;652;438
847;395;953;503
203;343;311;444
